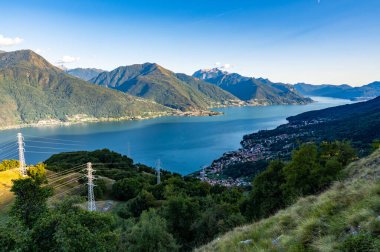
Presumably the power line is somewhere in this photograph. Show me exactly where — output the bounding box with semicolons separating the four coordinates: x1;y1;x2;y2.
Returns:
50;185;82;199
51;177;84;190
47;170;84;185
23;134;83;143
25;151;62;154
0;149;19;159
46;164;87;179
25;139;84;146
0;152;19;161
0;143;17;152
25;145;78;151
0;135;17;145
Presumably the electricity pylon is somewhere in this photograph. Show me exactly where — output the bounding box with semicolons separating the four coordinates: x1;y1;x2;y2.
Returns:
17;133;27;176
156;159;161;185
86;162;96;211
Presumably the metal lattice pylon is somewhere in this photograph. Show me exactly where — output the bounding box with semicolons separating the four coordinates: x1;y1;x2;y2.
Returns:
156;159;161;185
86;162;96;211
17;133;27;176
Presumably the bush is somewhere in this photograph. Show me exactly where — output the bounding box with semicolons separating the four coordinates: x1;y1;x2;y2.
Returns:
0;159;19;171
125;209;179;252
340;233;380;252
112;178;143;201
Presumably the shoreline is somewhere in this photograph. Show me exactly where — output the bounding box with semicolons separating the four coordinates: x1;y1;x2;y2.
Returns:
0;110;224;133
0;100;313;133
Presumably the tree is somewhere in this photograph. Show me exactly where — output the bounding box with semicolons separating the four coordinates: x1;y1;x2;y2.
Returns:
125;209;178;252
163;196;200;247
27;163;48;184
10;177;52;228
0;159;19;171
119;190;157;218
112;178;143;201
371;139;380;152
282;143;321;202
244;160;286;220
191;203;245;245
319;141;356;166
94;179;107;199
31;199;120;251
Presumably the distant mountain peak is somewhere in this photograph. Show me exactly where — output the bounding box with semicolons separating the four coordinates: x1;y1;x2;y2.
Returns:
193;68;311;104
0;49;58;70
66;67;105;81
193;68;229;80
90;63;238;111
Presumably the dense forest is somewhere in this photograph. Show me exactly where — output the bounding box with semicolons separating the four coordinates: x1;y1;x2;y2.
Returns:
0;140;369;251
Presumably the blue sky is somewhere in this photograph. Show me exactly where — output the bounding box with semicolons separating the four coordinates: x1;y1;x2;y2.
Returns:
1;0;379;86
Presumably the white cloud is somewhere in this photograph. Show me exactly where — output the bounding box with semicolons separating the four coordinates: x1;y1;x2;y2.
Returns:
57;55;80;64
0;34;23;46
215;62;234;70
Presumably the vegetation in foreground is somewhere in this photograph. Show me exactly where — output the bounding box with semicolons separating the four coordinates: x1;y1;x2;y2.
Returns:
197;148;380;252
0;140;369;251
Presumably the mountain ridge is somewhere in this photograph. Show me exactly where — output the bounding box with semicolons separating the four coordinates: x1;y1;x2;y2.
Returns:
193;68;312;105
90;63;241;111
294;82;380;100
0;50;174;129
66;68;105;81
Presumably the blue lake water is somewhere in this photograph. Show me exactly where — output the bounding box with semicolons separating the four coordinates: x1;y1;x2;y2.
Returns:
0;97;353;175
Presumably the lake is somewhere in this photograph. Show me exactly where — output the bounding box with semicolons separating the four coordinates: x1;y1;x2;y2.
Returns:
0;97;353;174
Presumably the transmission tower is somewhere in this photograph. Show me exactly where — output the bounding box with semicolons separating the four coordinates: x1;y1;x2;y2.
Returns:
17;133;27;176
86;162;96;211
156;159;161;185
127;142;131;157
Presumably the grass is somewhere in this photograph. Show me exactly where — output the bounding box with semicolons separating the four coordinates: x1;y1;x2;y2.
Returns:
196;149;380;252
0;169;22;214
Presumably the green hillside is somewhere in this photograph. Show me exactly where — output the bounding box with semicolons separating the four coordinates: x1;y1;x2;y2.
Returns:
90;63;240;111
193;68;312;105
0;50;173;129
197;148;380;252
205;96;380;182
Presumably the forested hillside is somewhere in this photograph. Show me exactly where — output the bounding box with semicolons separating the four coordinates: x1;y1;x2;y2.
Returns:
198;148;380;251
193;68;312;105
205;96;380;183
1;140;375;251
0;50;173;129
90;63;240;111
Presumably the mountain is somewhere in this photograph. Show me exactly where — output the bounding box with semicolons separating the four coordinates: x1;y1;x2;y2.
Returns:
90;63;240;111
193;68;312;105
198;148;380;251
294;82;380;100
66;68;105;81
204;96;380;182
0;50;173;129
